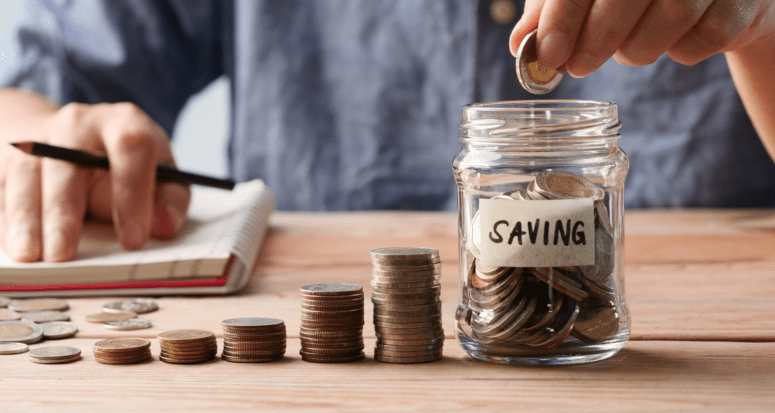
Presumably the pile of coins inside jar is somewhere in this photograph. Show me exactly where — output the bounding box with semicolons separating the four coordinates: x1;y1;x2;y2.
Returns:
461;171;621;348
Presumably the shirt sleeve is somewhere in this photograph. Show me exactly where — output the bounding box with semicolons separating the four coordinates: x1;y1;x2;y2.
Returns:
1;0;225;136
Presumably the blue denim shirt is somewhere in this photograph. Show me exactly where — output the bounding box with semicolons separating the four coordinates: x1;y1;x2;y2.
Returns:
4;0;775;210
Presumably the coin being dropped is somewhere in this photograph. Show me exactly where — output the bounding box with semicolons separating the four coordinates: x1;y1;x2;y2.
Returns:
516;30;565;95
28;346;81;364
103;298;158;314
41;321;79;339
103;318;152;331
85;311;137;323
0;342;29;354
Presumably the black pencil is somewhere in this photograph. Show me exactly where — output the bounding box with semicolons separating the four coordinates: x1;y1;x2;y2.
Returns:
10;141;235;190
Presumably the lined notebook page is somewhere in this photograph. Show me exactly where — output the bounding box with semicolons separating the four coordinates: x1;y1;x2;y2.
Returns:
0;180;275;285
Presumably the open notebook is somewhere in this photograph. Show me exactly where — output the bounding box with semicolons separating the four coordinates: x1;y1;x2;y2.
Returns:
0;179;275;297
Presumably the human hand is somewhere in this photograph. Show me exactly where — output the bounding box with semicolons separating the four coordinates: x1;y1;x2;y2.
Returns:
0;99;190;262
509;0;775;78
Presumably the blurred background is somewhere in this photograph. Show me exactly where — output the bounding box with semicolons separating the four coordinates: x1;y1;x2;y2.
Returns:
0;1;230;178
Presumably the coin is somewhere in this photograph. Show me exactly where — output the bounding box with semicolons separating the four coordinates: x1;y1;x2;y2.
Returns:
159;354;215;364
158;329;215;343
94;355;152;365
94;338;152;353
370;247;439;261
299;351;365;363
0;342;29;354
103;298;158;314
21;311;70;324
221;318;285;363
373;353;442;364
0;320;43;344
300;284;363;296
222;317;285;329
85;311;138;323
0;309;22;321
28;346;81;364
572;300;619;343
579;228;615;282
103;318;152;331
515;30;565;94
41;321;78;339
221;354;284;363
0;296;10;308
8;298;69;313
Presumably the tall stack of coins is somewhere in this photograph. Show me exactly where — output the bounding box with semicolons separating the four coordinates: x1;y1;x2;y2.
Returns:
462;171;620;348
93;338;152;365
299;284;365;363
158;330;217;364
370;248;444;364
221;318;286;363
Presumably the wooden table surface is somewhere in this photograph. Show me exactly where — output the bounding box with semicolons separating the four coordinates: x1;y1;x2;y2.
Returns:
2;210;774;412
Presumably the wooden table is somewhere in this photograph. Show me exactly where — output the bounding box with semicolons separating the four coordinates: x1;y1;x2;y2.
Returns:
2;210;774;411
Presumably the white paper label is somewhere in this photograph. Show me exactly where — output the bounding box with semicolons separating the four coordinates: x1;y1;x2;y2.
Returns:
478;198;595;267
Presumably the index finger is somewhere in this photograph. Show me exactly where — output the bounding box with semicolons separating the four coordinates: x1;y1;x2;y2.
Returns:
510;0;544;56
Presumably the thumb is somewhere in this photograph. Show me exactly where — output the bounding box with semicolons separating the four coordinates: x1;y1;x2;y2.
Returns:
510;0;544;56
151;181;190;240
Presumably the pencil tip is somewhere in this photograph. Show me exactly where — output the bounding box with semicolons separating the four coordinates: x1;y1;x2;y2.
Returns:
9;141;33;154
10;142;19;148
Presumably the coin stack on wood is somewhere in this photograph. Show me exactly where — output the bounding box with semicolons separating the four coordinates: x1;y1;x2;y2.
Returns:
221;318;286;363
299;284;365;363
463;171;620;348
370;247;444;364
28;346;81;364
93;338;152;365
158;330;217;364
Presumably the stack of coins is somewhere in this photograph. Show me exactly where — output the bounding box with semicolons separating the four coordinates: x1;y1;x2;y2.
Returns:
462;171;620;348
371;248;444;364
221;318;286;363
158;330;217;364
93;338;152;365
299;284;365;363
28;346;81;364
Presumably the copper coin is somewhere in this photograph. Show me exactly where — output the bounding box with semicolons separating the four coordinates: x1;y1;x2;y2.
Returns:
85;311;137;324
299;350;365;363
221;354;283;363
159;354;215;364
95;355;152;365
93;348;150;359
94;338;151;353
158;329;215;343
373;353;442;364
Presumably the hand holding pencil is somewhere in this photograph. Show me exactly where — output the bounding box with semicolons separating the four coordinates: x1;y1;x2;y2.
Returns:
0;96;194;263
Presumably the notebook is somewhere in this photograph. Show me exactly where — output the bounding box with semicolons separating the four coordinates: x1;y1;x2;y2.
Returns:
0;179;275;297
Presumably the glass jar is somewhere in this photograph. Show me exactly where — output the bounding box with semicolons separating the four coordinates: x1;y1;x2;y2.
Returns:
452;100;629;365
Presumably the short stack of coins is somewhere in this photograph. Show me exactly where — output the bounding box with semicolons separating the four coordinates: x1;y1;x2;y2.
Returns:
299;284;365;363
93;338;152;365
371;247;444;364
221;318;286;363
463;171;620;348
158;330;217;364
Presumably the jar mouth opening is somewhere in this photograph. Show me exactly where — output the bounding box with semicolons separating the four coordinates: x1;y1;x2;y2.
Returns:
463;100;616;113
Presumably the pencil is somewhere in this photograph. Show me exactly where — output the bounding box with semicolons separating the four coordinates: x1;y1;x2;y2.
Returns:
10;141;235;190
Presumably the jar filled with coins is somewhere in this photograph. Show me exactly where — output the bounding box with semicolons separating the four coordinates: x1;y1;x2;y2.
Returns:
452;100;629;365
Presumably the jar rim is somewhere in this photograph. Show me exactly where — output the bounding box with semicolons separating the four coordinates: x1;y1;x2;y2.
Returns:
463;100;616;113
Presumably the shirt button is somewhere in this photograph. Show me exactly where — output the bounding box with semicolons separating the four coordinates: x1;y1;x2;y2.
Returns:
489;0;517;25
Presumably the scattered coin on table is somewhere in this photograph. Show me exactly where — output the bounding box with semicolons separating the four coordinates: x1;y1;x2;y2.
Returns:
21;310;71;324
103;298;158;314
94;338;152;365
103;318;152;331
41;321;79;340
221;318;286;363
0;320;44;344
85;311;137;323
0;308;22;321
8;298;69;313
300;283;365;363
28;346;81;364
158;330;217;364
0;342;29;355
370;247;444;364
0;296;10;308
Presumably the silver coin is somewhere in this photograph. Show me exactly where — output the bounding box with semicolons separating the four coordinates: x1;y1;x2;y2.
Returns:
572;300;619;343
515;31;565;95
472;295;528;335
21;311;70;324
0;320;44;344
103;298;158;314
371;256;441;266
0;309;22;321
8;298;69;313
370;247;439;261
594;200;613;235
300;284;363;295
579;228;615;282
41;321;79;339
0;342;29;354
103;318;153;331
0;296;10;308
